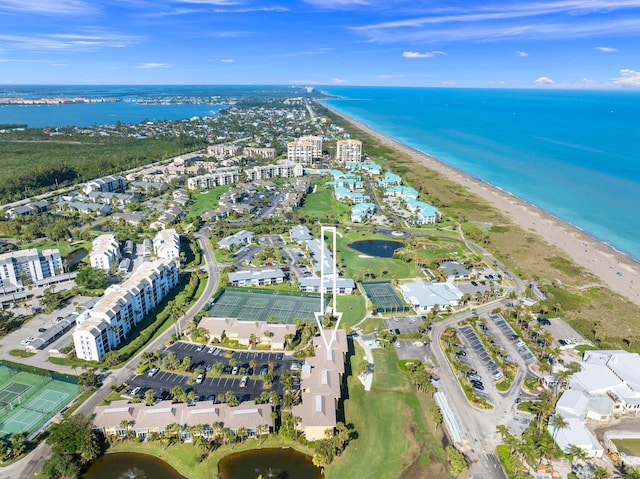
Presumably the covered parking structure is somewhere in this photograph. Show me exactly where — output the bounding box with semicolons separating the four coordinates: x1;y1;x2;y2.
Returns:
26;313;77;351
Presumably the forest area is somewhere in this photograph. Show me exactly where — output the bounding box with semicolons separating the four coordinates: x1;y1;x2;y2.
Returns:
0;129;206;203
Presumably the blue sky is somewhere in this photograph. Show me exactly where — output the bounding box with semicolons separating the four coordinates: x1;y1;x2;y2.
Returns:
1;0;640;87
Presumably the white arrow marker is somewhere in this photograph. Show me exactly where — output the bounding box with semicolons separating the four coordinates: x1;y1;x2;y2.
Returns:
313;225;343;350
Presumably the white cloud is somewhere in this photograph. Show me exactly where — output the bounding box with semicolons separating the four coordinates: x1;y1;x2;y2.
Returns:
0;0;96;15
516;50;528;57
332;77;348;83
135;63;172;69
534;76;555;84
351;1;640;43
0;31;138;51
595;46;618;52
402;50;447;58
220;58;235;63
612;69;640;86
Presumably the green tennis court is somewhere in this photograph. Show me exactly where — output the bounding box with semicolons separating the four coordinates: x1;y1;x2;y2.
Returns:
0;365;79;439
361;281;409;313
207;288;329;323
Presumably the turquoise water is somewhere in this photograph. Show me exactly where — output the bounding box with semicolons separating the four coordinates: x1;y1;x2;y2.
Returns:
321;87;640;261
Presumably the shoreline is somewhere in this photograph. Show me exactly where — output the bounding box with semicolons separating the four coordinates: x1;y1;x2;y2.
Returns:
319;102;640;306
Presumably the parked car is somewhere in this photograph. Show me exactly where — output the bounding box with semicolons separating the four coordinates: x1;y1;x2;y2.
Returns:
232;366;239;375
148;367;159;377
240;376;248;388
196;373;204;384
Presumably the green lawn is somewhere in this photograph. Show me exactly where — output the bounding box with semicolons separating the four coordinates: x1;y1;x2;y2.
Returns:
335;231;416;281
325;346;448;479
335;294;366;328
188;185;230;219
300;184;352;223
23;239;92;259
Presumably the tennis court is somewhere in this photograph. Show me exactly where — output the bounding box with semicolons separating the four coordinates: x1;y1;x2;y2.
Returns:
361;281;409;313
207;288;329;324
0;365;79;439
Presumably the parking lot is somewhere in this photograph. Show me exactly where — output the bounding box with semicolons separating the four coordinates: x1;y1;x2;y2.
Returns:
540;316;588;349
383;316;426;335
125;341;295;403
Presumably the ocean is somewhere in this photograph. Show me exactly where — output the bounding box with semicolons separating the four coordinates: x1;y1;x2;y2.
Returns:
1;85;638;262
320;86;640;262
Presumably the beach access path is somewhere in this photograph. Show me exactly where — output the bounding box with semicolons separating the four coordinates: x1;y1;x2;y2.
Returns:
322;103;640;306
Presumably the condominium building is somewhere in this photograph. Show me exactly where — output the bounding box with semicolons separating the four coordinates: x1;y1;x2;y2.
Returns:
0;249;63;287
242;147;276;159
93;400;273;441
207;144;241;158
244;161;304;181
83;175;126;195
153;229;180;261
187;167;241;190
335;139;362;163
292;330;348;440
287;136;323;164
90;234;121;272
73;259;179;361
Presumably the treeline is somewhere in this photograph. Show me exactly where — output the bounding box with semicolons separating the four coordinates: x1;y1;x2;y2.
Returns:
0;130;206;202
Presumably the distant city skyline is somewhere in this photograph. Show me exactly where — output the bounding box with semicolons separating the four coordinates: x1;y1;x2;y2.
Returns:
1;0;639;88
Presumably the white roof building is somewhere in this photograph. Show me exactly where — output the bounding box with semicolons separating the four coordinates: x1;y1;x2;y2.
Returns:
549;350;640;458
73;259;179;361
399;279;463;313
153;229;180;261
228;268;285;287
0;248;63;287
90;234;121;272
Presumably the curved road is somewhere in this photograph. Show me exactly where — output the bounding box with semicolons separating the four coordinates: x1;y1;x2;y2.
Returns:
429;269;527;478
2;226;219;479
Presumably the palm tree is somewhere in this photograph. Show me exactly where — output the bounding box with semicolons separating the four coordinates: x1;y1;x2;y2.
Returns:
593;466;611;479
550;414;570;442
256;424;269;445
496;424;510;440
625;467;640;479
568;444;589;470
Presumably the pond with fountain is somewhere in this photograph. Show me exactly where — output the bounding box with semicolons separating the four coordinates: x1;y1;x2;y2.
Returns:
82;448;322;479
348;239;404;258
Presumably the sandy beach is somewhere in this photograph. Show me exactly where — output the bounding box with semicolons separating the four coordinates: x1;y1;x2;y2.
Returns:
323;104;640;306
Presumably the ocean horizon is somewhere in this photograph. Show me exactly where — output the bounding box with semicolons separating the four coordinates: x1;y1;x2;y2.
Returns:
320;86;640;263
1;85;638;263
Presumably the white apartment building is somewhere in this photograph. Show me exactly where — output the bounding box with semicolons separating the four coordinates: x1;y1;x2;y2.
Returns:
187;167;241;190
73;259;179;361
83;175;126;195
244;161;304;181
0;249;63;287
242;147;276;159
207;144;241;158
287;136;323;164
90;234;121;272
336;139;362;163
153;229;180;261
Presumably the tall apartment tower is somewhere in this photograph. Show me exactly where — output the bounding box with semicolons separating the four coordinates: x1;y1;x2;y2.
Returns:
336;139;362;163
287;135;323;164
